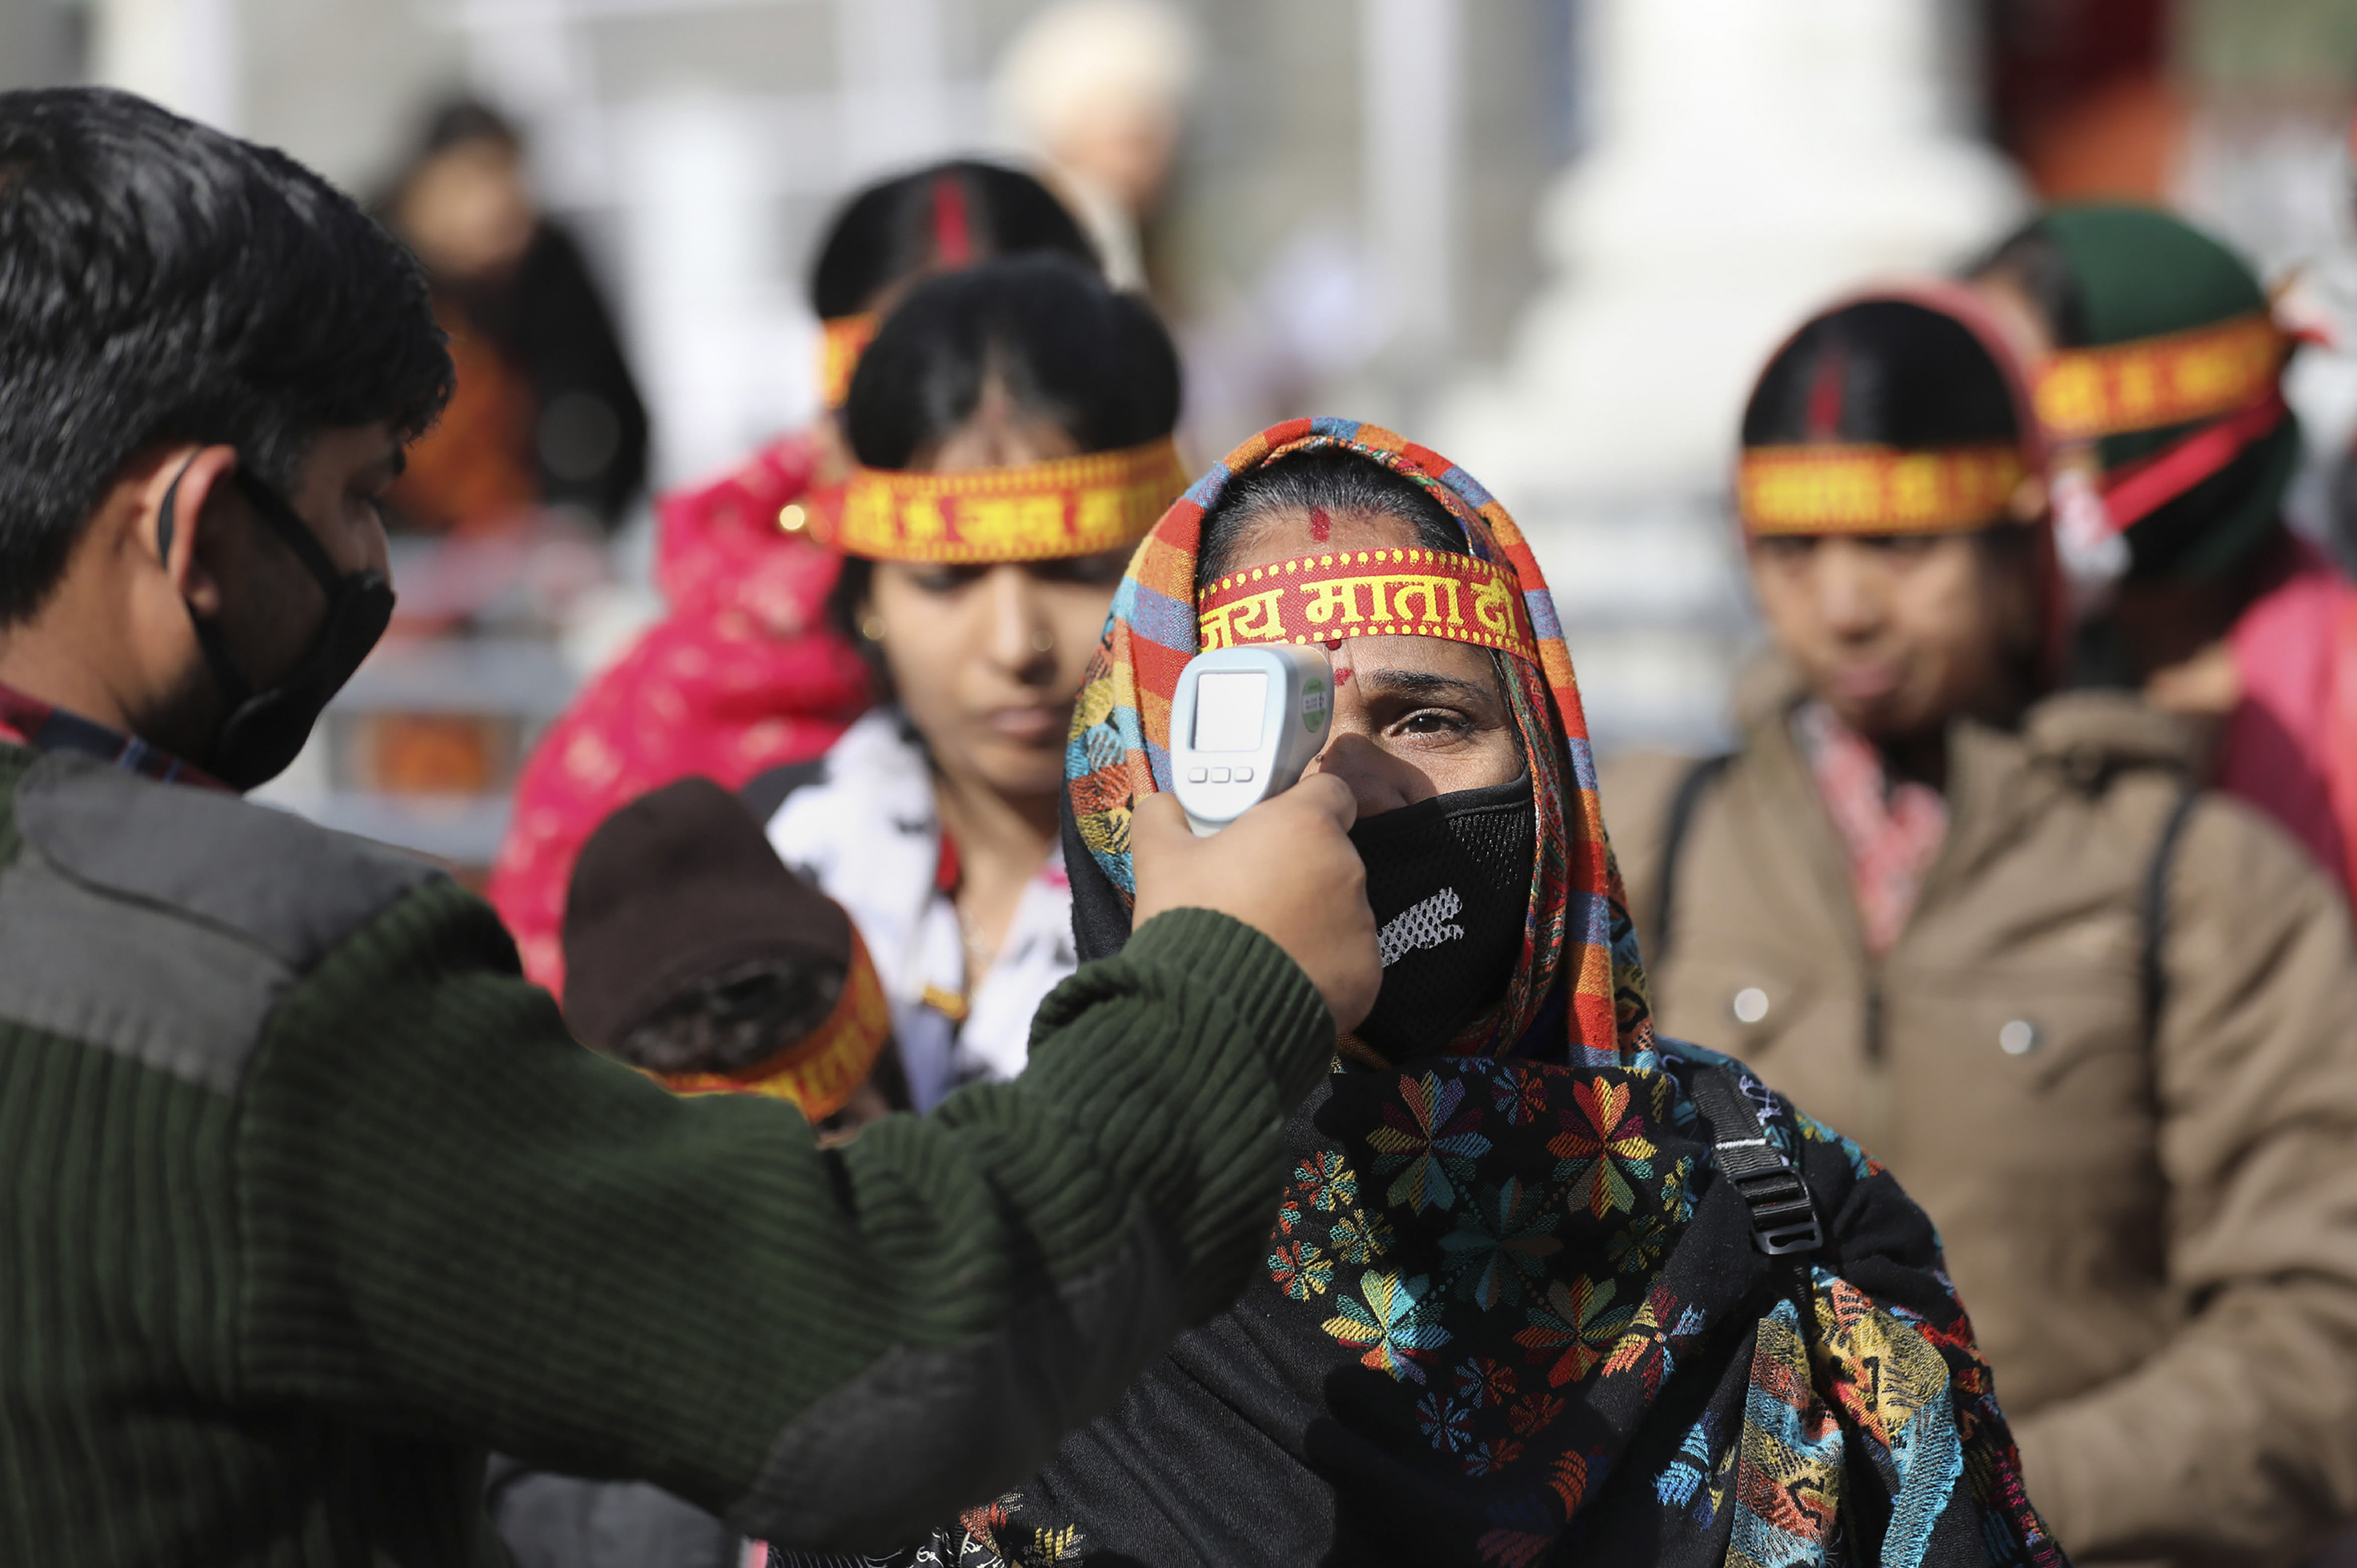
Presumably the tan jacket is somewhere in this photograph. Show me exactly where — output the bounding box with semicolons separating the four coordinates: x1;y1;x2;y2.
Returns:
1603;671;2357;1567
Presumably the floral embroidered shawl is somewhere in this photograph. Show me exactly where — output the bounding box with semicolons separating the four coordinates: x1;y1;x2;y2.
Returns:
784;421;2065;1568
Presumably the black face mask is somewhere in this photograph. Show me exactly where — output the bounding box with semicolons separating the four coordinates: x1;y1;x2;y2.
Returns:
160;464;396;791
1345;772;1535;1061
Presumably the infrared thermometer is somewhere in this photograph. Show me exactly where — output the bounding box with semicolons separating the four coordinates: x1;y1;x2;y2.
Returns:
1170;645;1334;836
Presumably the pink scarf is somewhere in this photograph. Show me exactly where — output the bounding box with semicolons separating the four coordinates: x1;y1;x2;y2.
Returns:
2221;537;2357;900
1795;702;1950;955
487;430;872;991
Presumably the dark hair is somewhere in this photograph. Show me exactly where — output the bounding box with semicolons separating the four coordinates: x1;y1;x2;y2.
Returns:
417;98;521;159
1195;446;1466;588
1191;446;1524;769
809;160;1097;319
826;255;1182;671
843;253;1179;469
1971;225;2090;349
1742;299;2021;451
0;88;453;625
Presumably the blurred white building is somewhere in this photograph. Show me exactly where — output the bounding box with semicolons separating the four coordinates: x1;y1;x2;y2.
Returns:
1435;0;2028;750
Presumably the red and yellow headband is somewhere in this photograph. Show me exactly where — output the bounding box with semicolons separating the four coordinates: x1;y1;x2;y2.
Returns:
1197;546;1540;663
653;926;891;1123
819;312;878;410
825;436;1189;564
2034;312;2285;443
1739;443;2027;537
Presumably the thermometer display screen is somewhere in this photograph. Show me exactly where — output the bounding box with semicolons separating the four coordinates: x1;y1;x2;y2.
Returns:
1191;671;1268;752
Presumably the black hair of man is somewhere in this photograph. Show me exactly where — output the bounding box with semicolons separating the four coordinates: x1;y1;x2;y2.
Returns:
1742;299;2020;451
1194;446;1467;589
808;159;1098;320
0;87;454;626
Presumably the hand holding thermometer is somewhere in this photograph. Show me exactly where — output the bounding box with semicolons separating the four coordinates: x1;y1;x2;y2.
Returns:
1170;645;1334;836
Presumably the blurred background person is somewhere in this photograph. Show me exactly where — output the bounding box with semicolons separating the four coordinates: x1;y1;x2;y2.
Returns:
1605;285;2357;1567
1975;203;2357;902
737;253;1184;1111
488;161;1099;989
380;99;649;539
991;0;1201;295
487;255;1185;1566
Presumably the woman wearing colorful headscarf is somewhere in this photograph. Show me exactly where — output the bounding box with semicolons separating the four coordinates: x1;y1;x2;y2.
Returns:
1605;287;2357;1566
772;416;2061;1567
489;161;1099;990
1973;202;2357;901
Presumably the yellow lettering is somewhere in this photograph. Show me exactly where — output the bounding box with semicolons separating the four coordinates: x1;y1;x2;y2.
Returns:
1014;495;1067;551
1385;574;1463;628
955;497;1020;552
1303;578;1369;627
901;495;949;544
1472;575;1514;636
1073;487;1124;550
1228;587;1288;642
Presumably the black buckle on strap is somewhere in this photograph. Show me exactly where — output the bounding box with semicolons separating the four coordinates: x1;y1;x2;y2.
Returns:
1689;1065;1828;1260
1722;1157;1825;1256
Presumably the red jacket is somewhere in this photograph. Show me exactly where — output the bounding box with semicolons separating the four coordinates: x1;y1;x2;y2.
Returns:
489;431;870;991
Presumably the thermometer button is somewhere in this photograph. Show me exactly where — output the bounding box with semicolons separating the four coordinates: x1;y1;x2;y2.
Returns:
1186;767;1207;783
1211;767;1232;783
1234;766;1254;782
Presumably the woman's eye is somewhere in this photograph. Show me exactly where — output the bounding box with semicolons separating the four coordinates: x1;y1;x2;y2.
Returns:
1395;710;1471;738
1030;551;1128;587
907;567;978;594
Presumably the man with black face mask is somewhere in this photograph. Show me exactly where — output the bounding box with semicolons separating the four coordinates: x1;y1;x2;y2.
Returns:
0;88;1388;1567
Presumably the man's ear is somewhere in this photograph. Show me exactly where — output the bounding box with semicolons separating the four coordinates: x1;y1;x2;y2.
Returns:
132;444;242;614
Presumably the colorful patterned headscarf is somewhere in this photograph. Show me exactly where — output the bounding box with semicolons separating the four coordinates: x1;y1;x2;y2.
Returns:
1066;416;1650;1066
836;417;2070;1568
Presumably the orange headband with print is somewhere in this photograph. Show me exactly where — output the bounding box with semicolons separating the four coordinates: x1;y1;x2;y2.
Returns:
1196;546;1541;663
653;926;892;1122
1738;443;2028;536
819;313;879;410
2034;312;2286;443
824;437;1189;563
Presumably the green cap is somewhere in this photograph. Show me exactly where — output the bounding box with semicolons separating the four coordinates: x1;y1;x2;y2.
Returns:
2037;203;2297;580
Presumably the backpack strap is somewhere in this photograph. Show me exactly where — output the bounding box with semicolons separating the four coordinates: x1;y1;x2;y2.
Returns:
1687;1063;1823;1259
1688;1061;1888;1562
2140;782;2200;1049
1687;1064;1828;1391
1650;753;1733;969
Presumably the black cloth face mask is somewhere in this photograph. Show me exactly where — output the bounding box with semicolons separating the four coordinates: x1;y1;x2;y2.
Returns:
1345;771;1535;1061
160;464;396;791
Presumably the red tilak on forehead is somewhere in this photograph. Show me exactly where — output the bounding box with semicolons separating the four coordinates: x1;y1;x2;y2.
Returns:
1307;505;1333;543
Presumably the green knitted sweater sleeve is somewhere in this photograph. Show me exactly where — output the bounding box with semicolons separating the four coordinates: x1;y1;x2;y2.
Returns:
235;882;1331;1551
